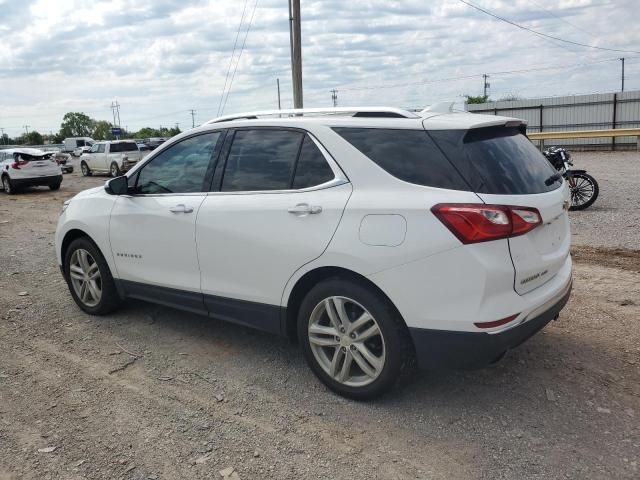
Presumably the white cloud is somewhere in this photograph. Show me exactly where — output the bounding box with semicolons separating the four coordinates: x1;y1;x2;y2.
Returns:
0;0;638;136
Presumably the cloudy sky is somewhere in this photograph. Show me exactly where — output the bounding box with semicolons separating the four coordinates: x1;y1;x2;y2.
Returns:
1;0;639;136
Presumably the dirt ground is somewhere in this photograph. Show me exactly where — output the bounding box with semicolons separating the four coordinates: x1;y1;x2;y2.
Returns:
0;156;639;479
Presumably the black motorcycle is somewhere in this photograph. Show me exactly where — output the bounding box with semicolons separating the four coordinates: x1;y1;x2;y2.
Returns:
543;146;599;210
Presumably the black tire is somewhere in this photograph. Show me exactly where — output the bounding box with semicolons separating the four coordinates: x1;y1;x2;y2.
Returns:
49;183;61;191
64;237;122;315
81;161;91;177
2;175;15;195
297;277;411;400
110;162;121;178
568;172;599;211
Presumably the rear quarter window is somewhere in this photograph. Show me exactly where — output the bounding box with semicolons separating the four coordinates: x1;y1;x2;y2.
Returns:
332;128;469;190
428;127;560;195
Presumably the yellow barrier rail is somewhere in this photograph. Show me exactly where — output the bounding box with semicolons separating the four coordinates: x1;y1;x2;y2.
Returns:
528;128;640;140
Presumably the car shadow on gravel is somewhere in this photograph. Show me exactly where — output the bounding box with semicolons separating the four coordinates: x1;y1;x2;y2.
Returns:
94;298;631;412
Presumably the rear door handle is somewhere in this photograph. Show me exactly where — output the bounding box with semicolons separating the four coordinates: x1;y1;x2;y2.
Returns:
288;203;322;215
169;204;194;214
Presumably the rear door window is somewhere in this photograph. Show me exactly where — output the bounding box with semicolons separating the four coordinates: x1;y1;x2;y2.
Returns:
428;127;560;195
292;136;335;189
333;128;469;190
221;129;304;192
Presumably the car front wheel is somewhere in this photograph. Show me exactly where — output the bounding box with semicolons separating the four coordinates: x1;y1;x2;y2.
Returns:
298;278;411;400
2;175;14;194
80;162;91;177
64;237;121;315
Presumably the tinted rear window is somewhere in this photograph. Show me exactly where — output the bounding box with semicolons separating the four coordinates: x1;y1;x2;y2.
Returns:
333;128;469;190
292;136;335;189
110;142;139;153
428;127;560;195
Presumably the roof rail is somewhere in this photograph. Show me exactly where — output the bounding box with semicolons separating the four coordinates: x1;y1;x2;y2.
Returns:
206;107;420;124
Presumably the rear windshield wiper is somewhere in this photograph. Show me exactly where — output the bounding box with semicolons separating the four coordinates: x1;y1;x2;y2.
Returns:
544;173;563;186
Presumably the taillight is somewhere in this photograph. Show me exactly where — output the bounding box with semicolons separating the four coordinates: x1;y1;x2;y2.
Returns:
10;160;28;169
431;203;542;244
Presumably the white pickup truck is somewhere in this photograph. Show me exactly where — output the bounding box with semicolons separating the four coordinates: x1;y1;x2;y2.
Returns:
80;141;146;177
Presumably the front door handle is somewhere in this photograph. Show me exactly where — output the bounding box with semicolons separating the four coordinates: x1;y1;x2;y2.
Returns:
288;203;322;215
169;204;194;214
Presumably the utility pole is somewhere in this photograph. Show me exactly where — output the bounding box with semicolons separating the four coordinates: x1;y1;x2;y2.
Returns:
110;101;121;126
620;58;625;92
189;109;196;128
277;78;282;110
330;89;338;107
23;125;30;135
288;0;303;109
175;122;180;132
483;74;490;98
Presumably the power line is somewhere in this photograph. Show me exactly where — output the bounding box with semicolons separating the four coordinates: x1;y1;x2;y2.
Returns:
336;56;635;92
219;0;259;115
526;0;594;39
216;0;250;117
457;0;640;55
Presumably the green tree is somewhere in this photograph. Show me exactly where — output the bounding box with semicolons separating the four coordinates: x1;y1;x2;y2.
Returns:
93;120;114;140
59;112;95;138
464;94;490;104
24;131;44;145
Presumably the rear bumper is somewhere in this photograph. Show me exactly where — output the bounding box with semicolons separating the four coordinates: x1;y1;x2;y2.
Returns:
11;175;63;187
409;279;572;370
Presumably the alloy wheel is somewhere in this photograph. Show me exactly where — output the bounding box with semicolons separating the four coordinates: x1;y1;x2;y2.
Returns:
570;174;595;208
69;249;102;307
308;296;386;387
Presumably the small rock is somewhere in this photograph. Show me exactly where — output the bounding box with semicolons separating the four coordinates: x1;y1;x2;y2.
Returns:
219;466;234;477
215;394;224;402
125;465;136;473
195;454;211;465
38;446;57;453
597;407;611;414
18;292;28;296
545;388;556;402
75;460;86;467
253;450;260;458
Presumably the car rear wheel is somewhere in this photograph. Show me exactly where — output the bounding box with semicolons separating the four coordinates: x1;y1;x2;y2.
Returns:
81;162;91;177
64;237;121;315
49;183;61;191
298;278;411;400
2;175;15;195
110;162;121;178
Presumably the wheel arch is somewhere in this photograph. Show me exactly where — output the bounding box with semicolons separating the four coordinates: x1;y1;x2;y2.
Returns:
60;229;95;271
284;266;411;344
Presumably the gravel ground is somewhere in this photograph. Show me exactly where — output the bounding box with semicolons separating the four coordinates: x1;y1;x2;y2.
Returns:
567;151;640;250
0;156;639;479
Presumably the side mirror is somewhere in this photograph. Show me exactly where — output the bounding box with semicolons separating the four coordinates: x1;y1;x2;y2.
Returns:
105;176;129;195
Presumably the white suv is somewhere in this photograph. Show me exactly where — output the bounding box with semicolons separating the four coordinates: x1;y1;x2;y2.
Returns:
55;107;572;399
1;148;63;194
